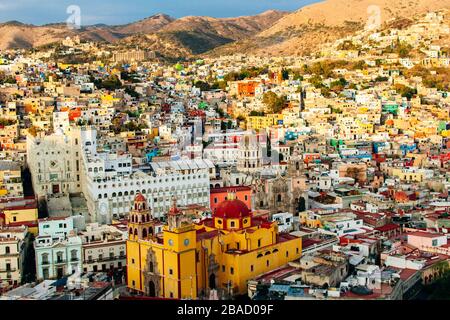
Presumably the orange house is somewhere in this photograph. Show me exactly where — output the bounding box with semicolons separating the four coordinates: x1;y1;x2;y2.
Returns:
210;186;252;214
237;81;259;97
68;108;82;121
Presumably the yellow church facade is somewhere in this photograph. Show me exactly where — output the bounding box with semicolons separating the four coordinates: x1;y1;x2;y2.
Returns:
127;193;302;299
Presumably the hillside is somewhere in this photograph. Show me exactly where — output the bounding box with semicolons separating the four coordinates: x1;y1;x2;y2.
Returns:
0;10;287;56
141;10;288;56
210;0;450;57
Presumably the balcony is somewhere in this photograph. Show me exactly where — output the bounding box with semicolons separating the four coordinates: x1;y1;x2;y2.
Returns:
0;252;19;257
85;255;126;264
54;259;67;265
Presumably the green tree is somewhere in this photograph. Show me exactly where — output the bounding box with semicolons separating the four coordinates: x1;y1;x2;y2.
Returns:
262;92;286;114
194;80;211;92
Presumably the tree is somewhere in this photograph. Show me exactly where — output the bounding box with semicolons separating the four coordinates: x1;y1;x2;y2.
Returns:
330;77;348;94
194;81;211;92
394;84;417;100
125;87;140;98
396;42;413;58
95;75;122;91
249;111;265;116
262;92;286;114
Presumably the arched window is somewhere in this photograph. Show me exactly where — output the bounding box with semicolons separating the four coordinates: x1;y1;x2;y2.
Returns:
56;252;64;263
134;229;138;236
277;195;282;202
5;246;10;254
149;227;154;235
149;261;154;273
70;250;78;261
146;214;150;222
142;228;148;238
112;192;117;197
129;227;133;234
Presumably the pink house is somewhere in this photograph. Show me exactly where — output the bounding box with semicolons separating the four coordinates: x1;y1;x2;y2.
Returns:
407;231;447;250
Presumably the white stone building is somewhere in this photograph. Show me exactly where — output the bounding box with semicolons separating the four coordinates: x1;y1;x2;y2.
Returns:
34;217;82;281
80;127;214;222
79;223;127;273
26;128;83;198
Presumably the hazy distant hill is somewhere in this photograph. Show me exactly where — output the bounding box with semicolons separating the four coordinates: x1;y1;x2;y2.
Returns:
0;10;287;54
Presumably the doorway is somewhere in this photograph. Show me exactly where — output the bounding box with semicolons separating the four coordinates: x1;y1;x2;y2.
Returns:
52;184;60;194
209;273;216;290
149;281;156;297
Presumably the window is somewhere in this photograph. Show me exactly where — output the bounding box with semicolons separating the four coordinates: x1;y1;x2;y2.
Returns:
169;269;173;275
222;265;225;272
257;239;261;247
5;246;10;254
266;260;269;267
230;267;234;275
251;265;254;272
230;221;235;228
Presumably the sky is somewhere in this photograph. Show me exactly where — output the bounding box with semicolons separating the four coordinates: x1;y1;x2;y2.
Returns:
0;0;319;26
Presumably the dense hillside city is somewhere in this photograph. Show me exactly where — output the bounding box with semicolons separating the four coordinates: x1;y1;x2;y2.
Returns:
0;2;449;302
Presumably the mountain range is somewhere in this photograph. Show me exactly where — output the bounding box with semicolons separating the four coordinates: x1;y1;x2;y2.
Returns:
0;0;448;58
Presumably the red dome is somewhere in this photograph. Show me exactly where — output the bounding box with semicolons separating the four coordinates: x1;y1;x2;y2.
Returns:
135;193;146;202
214;199;251;219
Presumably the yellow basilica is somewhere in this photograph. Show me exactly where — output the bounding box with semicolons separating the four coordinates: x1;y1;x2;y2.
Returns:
126;192;302;299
